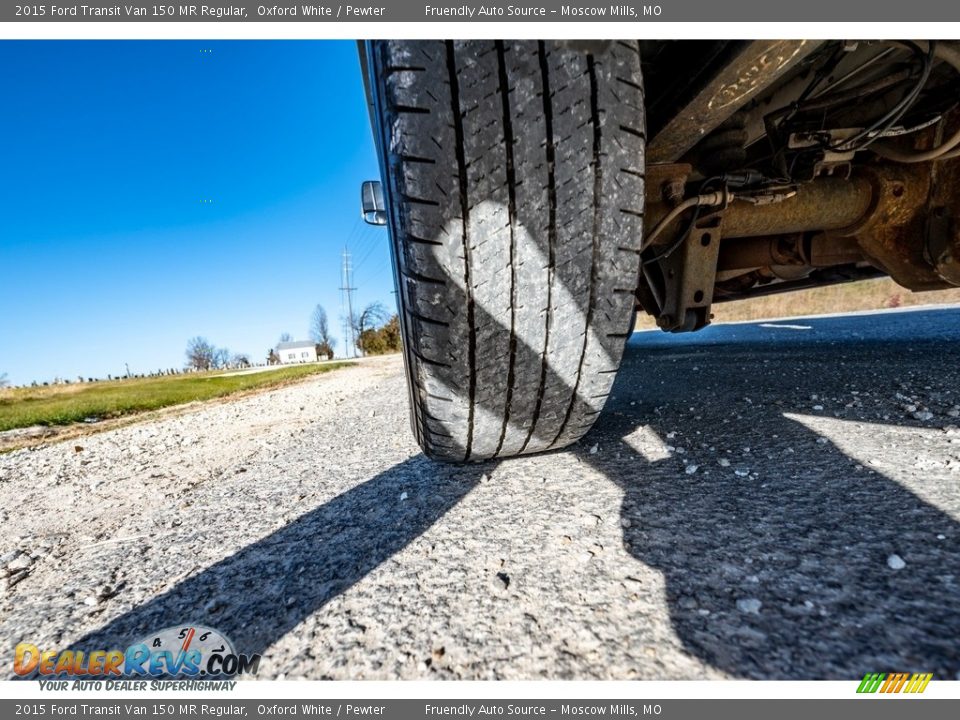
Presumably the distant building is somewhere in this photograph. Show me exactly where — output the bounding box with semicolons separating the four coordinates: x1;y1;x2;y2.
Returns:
276;340;318;364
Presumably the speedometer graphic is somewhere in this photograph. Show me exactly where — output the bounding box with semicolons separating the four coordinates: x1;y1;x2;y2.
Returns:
130;624;237;677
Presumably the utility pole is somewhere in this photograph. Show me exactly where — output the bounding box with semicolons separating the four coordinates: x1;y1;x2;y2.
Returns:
340;246;357;358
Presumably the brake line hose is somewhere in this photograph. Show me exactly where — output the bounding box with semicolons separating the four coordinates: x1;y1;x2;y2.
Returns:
871;41;960;163
641;189;730;251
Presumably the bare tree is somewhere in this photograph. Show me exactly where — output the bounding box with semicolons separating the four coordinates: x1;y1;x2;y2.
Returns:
185;337;217;371
213;347;231;370
309;304;336;359
231;353;251;368
309;304;333;345
0;372;9;389
277;332;293;346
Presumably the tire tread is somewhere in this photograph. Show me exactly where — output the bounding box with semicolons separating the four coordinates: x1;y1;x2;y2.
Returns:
371;40;644;461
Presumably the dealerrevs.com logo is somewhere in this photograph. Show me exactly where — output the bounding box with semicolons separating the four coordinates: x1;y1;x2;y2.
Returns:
14;625;260;678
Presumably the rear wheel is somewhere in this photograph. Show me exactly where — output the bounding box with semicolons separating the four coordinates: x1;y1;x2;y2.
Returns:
369;39;645;461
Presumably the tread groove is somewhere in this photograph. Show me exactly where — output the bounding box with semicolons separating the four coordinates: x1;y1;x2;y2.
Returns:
409;344;451;368
616;76;643;92
393;105;432;114
552;53;602;448
406;308;451;327
406;235;444;247
385;65;427;74
400;268;447;285
493;40;520;459
520;41;557;454
446;40;477;462
401;194;440;207
399;154;438;165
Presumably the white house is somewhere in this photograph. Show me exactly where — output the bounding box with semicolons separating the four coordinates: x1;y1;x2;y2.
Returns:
276;340;318;364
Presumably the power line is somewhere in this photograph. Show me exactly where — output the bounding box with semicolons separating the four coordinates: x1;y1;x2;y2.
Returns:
362;256;394;284
354;236;382;271
342;216;364;249
350;225;380;268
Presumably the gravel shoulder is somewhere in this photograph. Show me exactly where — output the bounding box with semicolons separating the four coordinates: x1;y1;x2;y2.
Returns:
0;356;400;593
0;361;355;454
2;309;959;681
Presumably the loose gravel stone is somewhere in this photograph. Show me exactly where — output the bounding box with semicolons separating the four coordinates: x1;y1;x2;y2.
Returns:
6;555;34;572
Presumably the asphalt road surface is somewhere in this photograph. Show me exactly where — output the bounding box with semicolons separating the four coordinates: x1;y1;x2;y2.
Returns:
2;306;959;680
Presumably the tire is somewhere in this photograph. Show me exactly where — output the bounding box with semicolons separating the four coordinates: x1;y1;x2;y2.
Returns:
369;40;645;462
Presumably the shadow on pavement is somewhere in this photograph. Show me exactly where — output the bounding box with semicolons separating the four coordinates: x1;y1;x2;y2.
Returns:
587;308;960;678
62;308;960;680
65;456;483;662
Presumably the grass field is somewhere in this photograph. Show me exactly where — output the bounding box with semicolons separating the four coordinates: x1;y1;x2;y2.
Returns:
0;363;349;433
635;277;960;329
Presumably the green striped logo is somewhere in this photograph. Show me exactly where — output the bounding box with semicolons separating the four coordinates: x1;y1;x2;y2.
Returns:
857;673;886;693
857;672;932;694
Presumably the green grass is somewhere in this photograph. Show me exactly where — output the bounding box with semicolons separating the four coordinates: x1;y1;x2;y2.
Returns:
0;363;349;433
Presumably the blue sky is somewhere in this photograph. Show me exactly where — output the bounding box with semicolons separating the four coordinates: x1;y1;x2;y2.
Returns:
0;40;390;385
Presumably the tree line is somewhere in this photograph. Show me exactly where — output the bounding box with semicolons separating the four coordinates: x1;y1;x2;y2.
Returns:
184;338;251;371
352;302;401;355
183;301;401;371
298;301;401;358
0;301;406;386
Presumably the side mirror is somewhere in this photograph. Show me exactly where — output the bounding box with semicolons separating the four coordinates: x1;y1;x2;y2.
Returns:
361;180;387;226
